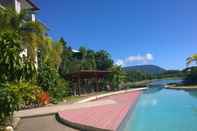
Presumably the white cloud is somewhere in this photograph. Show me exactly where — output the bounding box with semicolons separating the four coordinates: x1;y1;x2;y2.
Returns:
115;59;125;66
146;53;154;61
115;53;154;66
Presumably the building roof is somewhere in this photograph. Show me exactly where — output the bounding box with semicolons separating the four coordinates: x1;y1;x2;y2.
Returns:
72;49;80;53
25;0;39;11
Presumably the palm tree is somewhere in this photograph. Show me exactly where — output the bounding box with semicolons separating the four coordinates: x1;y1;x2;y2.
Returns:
186;54;197;66
0;8;46;64
38;37;63;70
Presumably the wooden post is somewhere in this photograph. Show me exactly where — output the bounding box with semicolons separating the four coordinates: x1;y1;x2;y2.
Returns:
78;76;81;96
95;74;99;92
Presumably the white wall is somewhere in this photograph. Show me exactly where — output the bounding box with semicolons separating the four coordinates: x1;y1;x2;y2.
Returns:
20;48;27;58
31;13;36;22
15;0;21;13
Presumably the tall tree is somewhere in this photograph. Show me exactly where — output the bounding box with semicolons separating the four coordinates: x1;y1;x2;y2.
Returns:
0;8;46;64
86;49;96;70
38;37;63;70
95;50;113;70
59;37;73;75
107;65;126;90
79;46;87;61
187;54;197;66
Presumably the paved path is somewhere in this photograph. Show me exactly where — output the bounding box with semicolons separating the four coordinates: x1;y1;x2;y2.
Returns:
58;91;141;131
15;88;146;118
15;115;78;131
15;100;116;118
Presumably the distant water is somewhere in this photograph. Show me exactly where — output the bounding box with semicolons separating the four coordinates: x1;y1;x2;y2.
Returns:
120;79;197;131
150;79;183;86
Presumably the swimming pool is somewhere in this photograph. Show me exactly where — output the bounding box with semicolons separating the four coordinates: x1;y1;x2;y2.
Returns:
120;80;197;131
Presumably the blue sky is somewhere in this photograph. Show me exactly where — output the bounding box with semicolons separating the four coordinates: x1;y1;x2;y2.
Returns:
33;0;197;70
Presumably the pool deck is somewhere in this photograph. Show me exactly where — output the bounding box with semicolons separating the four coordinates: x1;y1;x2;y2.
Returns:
58;91;141;131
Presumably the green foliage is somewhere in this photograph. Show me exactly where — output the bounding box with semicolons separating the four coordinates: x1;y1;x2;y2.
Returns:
0;31;36;82
126;70;153;82
59;38;73;75
157;70;184;79
8;82;42;109
37;64;58;91
0;8;46;64
183;67;197;85
0;31;23;81
0;82;42;125
0;8;23;32
49;78;69;103
186;54;197;65
38;37;63;70
37;64;69;102
95;50;113;70
184;54;197;85
0;83;19;125
108;66;126;90
21;59;37;81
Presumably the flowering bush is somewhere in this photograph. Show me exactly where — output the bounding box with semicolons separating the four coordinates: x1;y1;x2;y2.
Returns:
8;82;42;109
38;91;50;105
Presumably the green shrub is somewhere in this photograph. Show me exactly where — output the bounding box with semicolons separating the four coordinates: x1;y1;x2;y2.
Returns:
8;82;42;109
49;78;69;103
37;64;58;91
38;64;70;103
0;83;19;126
0;31;36;82
0;31;23;82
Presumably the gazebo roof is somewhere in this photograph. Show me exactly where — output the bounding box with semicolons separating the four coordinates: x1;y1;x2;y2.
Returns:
65;70;111;79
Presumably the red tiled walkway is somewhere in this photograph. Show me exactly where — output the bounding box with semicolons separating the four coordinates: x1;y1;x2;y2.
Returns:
58;91;140;131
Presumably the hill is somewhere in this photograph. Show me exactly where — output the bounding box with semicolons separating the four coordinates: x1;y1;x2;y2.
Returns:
124;65;166;74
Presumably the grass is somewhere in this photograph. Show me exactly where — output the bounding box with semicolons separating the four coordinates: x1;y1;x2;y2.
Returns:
62;91;108;104
64;96;83;104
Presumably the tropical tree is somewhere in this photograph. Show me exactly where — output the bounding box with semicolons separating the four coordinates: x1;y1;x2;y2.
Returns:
95;50;113;70
79;46;87;60
38;37;63;69
59;38;73;75
86;49;96;70
0;8;46;64
183;54;197;84
186;54;197;66
0;31;23;82
107;65;126;90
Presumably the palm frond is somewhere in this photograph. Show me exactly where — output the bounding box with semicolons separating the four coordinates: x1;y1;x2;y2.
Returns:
186;54;197;66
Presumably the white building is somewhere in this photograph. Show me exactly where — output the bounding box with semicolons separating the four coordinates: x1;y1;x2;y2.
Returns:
0;0;39;21
0;0;40;68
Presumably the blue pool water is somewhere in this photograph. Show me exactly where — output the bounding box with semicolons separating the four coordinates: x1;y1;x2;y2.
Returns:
121;80;197;131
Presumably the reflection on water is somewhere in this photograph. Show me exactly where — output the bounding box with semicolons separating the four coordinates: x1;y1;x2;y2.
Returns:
143;86;162;94
150;79;183;86
187;91;197;99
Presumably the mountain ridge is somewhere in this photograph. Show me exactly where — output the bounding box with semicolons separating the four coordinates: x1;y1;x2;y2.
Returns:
123;65;166;74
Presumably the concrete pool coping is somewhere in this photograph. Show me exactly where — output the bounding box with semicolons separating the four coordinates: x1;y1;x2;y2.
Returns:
77;87;147;103
58;88;147;131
